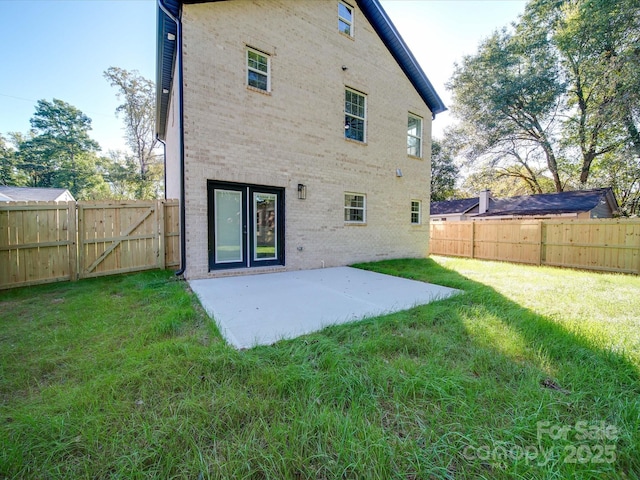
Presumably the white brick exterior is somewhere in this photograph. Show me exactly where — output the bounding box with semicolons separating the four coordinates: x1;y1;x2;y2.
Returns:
166;0;433;279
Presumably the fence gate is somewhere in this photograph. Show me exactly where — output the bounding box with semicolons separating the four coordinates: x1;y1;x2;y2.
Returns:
78;201;163;279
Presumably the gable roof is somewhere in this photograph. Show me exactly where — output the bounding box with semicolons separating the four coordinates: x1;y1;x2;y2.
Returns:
156;0;446;139
0;186;75;202
478;188;618;217
431;188;618;217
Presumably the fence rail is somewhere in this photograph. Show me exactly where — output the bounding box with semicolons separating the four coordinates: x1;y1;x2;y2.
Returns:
429;219;640;275
1;200;180;289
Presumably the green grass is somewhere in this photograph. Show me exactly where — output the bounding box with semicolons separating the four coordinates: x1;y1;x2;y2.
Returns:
1;258;639;479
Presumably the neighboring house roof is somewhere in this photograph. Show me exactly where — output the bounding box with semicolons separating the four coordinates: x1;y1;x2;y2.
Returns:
0;186;75;202
156;0;447;139
431;188;619;218
477;188;618;217
430;197;478;216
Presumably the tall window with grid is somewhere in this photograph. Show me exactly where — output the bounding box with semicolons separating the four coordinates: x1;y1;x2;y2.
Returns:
345;89;366;142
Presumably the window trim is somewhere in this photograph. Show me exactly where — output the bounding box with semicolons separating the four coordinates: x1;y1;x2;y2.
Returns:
407;113;423;158
246;47;270;92
411;200;422;225
344;88;367;143
344;192;366;224
338;1;354;37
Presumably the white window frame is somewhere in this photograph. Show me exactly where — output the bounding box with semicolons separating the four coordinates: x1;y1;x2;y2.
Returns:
411;200;422;225
345;88;366;143
246;48;270;92
407;114;423;157
339;1;354;37
344;193;366;223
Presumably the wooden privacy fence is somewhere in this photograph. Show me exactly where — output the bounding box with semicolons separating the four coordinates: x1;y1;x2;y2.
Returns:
429;219;640;275
0;200;180;289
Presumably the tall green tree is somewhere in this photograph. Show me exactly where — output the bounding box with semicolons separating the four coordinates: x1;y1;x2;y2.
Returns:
6;99;112;199
448;0;640;210
104;67;162;199
20;99;101;197
449;27;566;191
521;0;639;185
0;134;27;186
430;138;459;201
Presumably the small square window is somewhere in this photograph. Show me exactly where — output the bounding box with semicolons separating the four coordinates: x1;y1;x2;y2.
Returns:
408;114;422;157
345;89;366;142
247;48;270;92
339;2;353;36
345;193;366;223
411;200;421;224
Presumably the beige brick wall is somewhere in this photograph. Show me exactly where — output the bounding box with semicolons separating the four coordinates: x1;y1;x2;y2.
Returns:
174;0;433;279
164;65;181;201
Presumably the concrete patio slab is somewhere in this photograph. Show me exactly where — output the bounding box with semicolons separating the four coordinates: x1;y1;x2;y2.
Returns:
189;267;459;349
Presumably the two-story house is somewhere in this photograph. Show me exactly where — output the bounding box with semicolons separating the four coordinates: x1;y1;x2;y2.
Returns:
156;0;446;279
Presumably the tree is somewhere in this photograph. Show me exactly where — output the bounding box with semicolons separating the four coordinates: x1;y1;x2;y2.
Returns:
20;99;101;197
104;67;162;199
3;99;114;199
449;27;566;192
448;0;640;213
430;138;459;201
100;151;145;199
0;134;27;186
521;0;639;185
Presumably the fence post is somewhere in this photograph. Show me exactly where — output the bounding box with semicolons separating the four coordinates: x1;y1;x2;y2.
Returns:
67;201;78;281
538;220;544;266
471;221;476;259
158;200;166;270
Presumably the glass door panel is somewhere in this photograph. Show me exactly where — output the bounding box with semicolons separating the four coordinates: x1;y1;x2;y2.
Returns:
253;192;277;261
214;189;243;263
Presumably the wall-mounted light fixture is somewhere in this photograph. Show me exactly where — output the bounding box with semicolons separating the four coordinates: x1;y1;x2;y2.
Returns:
298;183;307;200
396;168;403;177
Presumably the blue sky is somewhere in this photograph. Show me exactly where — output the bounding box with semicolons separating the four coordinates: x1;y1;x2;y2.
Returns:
0;0;527;153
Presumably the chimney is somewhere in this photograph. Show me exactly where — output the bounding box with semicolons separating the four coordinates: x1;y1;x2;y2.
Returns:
479;190;491;214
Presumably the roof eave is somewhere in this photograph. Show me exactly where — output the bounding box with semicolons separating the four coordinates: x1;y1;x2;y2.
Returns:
156;0;180;140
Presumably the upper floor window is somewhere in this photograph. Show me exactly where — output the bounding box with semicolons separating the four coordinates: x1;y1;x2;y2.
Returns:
408;114;422;157
411;200;422;224
247;48;270;92
345;89;366;142
339;2;353;36
345;193;366;223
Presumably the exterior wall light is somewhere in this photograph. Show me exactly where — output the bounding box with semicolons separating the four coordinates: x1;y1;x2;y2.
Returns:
297;183;307;200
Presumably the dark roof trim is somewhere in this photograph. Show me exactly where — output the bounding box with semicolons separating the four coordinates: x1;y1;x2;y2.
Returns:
156;0;180;140
356;0;446;117
156;0;446;138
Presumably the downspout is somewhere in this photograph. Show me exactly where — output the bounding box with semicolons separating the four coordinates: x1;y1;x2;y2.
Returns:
158;0;186;277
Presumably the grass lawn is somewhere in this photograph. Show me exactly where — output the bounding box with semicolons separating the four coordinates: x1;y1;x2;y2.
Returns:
1;257;639;479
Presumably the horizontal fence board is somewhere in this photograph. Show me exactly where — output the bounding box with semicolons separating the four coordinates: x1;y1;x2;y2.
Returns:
1;200;180;289
430;218;640;275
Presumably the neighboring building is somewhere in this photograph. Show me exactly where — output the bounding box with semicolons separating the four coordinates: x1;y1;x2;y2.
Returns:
431;188;619;221
0;186;75;202
156;0;446;279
